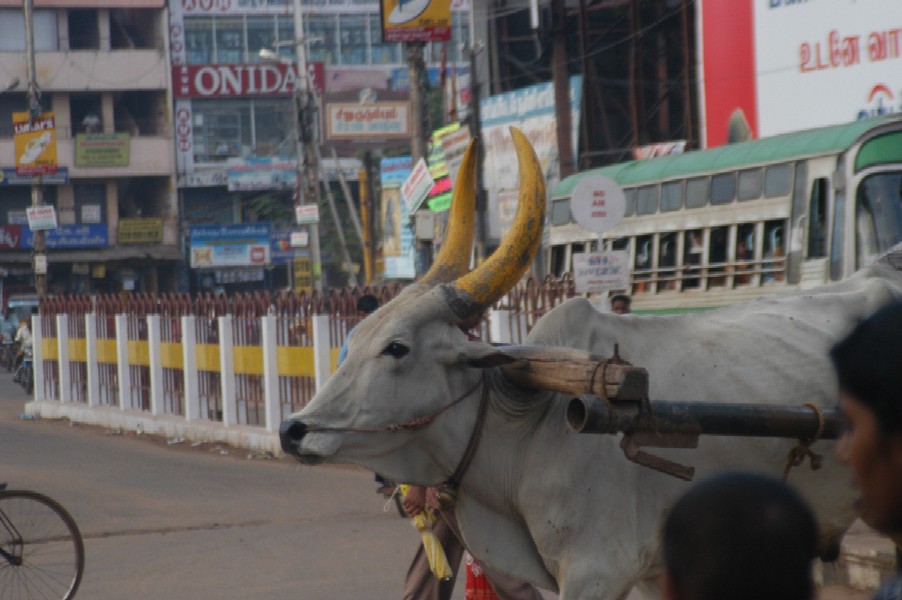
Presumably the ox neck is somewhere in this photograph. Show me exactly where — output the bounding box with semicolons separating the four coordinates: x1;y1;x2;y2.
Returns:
442;371;491;495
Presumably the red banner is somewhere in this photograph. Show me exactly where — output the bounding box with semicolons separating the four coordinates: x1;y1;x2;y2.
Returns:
172;62;324;98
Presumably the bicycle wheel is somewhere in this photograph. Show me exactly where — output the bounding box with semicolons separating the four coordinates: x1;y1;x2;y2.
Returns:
0;490;85;600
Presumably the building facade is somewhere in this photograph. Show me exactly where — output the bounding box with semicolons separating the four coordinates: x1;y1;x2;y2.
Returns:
169;0;472;293
0;0;180;297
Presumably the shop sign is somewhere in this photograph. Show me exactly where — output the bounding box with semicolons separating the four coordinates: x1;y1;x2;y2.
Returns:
325;101;411;140
270;228;293;263
226;157;296;191
72;263;90;275
119;218;163;244
13;112;57;176
26;206;58;231
189;224;271;267
573;251;630;294
295;205;319;225
0;226;24;249
75;133;131;167
379;0;451;43
0;167;68;186
16;224;109;249
172;63;324;98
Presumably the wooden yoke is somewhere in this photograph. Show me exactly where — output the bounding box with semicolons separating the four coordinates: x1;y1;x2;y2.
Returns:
498;345;649;403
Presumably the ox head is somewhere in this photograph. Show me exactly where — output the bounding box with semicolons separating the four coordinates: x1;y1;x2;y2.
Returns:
279;128;545;485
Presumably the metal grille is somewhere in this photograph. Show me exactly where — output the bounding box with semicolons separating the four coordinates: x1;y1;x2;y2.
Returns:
95;295;122;407
125;294;155;412
275;289;321;416
231;292;269;426
64;296;90;404
194;293;226;421
502;274;576;344
38;298;60;400
159;293;190;417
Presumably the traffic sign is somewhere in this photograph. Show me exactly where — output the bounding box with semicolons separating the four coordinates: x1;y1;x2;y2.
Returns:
570;175;626;234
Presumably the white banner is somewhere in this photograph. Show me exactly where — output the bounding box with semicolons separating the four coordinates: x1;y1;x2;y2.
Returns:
573;251;630;294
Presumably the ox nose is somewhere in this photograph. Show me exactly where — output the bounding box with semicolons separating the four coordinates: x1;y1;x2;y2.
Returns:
279;419;307;455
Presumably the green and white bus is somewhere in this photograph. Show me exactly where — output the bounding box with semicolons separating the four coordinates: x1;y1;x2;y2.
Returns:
548;115;902;312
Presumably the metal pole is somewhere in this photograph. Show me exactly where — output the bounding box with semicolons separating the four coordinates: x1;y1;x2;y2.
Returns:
292;0;323;292
23;0;46;299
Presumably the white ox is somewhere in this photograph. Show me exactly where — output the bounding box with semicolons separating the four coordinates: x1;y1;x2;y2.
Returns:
280;130;902;599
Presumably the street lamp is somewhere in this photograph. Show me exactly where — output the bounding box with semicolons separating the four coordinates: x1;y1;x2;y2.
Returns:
259;29;323;293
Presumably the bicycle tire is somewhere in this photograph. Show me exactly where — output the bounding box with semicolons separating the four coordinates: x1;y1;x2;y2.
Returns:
0;490;85;600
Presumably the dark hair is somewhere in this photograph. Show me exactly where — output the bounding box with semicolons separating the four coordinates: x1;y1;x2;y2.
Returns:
663;471;818;600
356;294;379;315
830;300;902;436
611;294;631;306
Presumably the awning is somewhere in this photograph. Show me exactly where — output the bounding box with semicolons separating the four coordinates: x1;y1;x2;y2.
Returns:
0;244;183;263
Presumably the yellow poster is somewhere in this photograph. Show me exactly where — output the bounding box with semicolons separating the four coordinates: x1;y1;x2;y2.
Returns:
13;112;58;176
380;0;451;43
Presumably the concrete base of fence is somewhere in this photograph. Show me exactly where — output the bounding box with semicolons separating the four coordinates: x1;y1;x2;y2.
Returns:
24;399;282;455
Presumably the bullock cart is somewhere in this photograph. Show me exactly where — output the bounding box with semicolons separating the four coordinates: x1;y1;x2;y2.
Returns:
500;344;841;482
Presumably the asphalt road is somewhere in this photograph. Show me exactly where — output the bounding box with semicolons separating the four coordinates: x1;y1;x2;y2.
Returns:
0;369;436;600
0;368;873;600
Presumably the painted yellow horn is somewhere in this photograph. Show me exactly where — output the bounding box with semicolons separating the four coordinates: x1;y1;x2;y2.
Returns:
443;127;545;318
420;138;478;285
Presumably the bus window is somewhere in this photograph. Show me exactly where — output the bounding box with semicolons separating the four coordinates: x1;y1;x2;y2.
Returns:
808;178;828;258
708;226;729;286
661;181;683;212
765;163;792;197
686;177;708;208
711;173;736;205
551;198;571;226
738;168;763;201
734;224;755;286
763;220;786;282
658;232;677;290
637;186;659;215
682;228;704;289
855;172;902;268
634;234;652;293
624;189;637;216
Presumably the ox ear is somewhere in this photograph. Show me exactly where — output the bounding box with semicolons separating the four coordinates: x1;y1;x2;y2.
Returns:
444;343;518;369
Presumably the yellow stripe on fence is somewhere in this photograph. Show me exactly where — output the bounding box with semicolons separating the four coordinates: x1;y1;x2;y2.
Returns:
160;342;183;369
233;346;263;375
68;338;87;362
276;346;315;377
196;343;219;371
97;339;117;364
127;340;150;366
42;337;58;360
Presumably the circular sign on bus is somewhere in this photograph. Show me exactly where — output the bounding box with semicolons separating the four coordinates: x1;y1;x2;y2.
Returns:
570;174;626;234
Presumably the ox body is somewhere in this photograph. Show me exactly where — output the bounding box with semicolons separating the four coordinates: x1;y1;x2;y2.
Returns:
279;129;902;599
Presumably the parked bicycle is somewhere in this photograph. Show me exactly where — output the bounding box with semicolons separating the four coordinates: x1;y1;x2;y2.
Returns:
0;483;85;599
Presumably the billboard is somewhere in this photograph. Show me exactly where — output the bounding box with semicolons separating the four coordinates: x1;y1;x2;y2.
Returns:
380;0;451;43
479;76;583;240
189;224;271;268
380;156;416;279
13;112;57;176
698;0;902;148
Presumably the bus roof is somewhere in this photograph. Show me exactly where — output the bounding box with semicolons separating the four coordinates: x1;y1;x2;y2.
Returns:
553;115;902;197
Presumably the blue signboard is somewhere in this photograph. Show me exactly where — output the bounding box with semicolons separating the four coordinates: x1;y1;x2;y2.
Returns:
20;224;108;248
189;224;272;268
0;167;69;185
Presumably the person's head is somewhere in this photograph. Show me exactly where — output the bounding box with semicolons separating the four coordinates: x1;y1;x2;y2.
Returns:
831;300;902;536
662;471;818;600
611;294;631;315
356;295;379;318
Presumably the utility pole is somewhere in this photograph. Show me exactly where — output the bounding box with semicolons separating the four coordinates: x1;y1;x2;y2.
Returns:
467;2;486;262
23;0;46;299
407;41;431;276
551;0;575;179
292;0;323;292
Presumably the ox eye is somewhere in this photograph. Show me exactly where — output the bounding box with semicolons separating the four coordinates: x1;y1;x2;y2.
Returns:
381;341;409;358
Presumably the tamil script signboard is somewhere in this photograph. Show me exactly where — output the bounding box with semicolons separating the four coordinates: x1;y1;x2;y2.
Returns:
75;133;130;167
401;158;434;215
189;224;271;268
324;101;411;141
26;206;58;231
226;157;295;191
572;251;630;294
